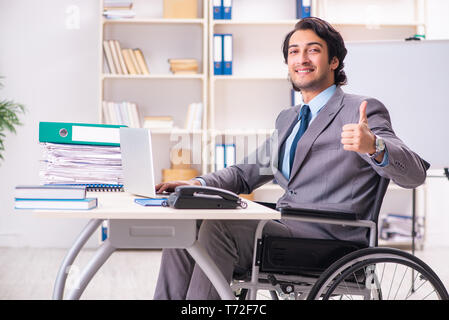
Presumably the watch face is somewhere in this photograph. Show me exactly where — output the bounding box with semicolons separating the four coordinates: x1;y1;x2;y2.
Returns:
376;137;385;151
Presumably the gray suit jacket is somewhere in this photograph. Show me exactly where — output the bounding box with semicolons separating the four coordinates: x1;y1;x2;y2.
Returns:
199;87;429;243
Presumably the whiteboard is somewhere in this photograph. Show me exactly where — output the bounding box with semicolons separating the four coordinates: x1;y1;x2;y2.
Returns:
343;40;449;168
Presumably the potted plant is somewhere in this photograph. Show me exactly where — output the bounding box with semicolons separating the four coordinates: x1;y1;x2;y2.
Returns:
0;77;25;161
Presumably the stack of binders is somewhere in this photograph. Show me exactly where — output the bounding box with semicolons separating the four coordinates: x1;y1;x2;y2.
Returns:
38;122;125;190
213;0;232;20
213;34;233;75
14;185;97;210
215;144;236;171
103;0;135;19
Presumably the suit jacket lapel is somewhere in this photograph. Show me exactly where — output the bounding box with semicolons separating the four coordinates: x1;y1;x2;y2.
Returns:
288;87;346;183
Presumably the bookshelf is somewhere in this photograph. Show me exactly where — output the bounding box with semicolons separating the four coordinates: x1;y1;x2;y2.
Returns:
99;0;209;183
98;0;428;247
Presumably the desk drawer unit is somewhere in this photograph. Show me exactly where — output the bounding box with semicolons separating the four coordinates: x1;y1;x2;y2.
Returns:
108;219;196;249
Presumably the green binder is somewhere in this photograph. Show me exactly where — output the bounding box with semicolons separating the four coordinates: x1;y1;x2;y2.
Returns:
39;122;127;146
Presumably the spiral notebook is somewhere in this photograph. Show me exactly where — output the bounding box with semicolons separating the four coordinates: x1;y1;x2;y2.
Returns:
58;184;124;192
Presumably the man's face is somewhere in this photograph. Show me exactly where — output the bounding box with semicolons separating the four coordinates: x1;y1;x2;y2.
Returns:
287;29;338;93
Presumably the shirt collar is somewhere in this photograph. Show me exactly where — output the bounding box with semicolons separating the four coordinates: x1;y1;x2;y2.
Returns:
298;84;337;119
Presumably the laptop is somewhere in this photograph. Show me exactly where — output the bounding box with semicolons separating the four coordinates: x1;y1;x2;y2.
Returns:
119;127;169;198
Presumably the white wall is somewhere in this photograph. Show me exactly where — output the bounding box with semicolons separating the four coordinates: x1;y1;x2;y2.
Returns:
0;0;100;247
0;0;448;248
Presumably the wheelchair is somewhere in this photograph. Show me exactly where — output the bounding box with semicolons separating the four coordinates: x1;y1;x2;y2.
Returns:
231;178;449;300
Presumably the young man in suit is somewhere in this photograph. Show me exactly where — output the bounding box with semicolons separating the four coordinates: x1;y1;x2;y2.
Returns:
154;17;429;300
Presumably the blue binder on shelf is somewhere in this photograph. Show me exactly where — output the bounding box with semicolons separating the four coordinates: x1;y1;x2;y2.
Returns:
223;34;233;75
215;144;225;171
296;0;311;19
224;144;236;168
291;89;303;107
223;0;232;19
213;0;223;19
214;34;223;75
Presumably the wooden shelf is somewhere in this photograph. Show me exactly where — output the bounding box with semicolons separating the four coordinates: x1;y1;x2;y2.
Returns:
102;74;205;80
212;19;297;26
329;21;424;28
213;75;287;81
103;18;205;25
212;129;275;136
148;128;203;135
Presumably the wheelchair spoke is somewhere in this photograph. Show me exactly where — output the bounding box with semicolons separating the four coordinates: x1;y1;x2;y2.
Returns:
393;265;409;300
387;263;398;300
422;289;436;300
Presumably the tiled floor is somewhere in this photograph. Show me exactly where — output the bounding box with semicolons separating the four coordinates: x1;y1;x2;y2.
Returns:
1;245;448;300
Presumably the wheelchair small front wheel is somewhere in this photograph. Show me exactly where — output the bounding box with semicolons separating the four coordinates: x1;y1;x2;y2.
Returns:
307;247;449;300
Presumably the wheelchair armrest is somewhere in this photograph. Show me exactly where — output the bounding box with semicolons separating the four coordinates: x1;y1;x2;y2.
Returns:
279;206;359;221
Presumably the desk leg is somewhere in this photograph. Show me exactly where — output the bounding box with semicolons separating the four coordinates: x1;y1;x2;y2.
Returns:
186;241;236;300
53;219;103;300
66;238;116;300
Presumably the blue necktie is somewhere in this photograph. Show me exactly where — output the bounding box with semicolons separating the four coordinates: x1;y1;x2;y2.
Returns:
289;104;311;175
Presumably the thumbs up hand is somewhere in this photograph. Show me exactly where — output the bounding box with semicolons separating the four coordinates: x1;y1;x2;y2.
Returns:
341;101;376;155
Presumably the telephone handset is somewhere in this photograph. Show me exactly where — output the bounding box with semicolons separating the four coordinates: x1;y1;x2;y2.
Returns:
163;186;247;209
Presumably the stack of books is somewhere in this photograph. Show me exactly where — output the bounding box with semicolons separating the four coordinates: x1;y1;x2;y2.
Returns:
162;148;198;182
143;116;174;130
103;0;135;19
168;59;198;74
102;101;142;127
103;40;150;75
14;185;97;210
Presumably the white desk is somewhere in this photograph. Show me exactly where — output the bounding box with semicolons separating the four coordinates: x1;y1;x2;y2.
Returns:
29;192;280;300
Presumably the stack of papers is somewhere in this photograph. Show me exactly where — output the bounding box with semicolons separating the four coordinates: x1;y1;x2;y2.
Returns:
39;143;123;185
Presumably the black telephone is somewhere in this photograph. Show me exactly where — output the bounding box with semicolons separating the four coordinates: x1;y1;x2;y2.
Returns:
163;186;247;209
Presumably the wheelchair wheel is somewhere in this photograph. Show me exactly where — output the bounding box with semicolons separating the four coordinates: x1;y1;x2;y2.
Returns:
307;247;449;300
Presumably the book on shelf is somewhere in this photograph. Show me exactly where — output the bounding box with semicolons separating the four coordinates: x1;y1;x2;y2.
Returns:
103;40;150;75
114;40;128;74
126;48;142;74
107;40;123;74
102;101;142;128
14;185;87;200
168;58;198;74
184;102;203;130
15;198;98;210
133;48;150;75
143;116;174;129
103;8;136;19
103;40;117;74
121;48;136;74
104;0;133;10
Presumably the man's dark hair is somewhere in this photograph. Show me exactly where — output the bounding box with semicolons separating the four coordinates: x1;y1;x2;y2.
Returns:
282;17;348;86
